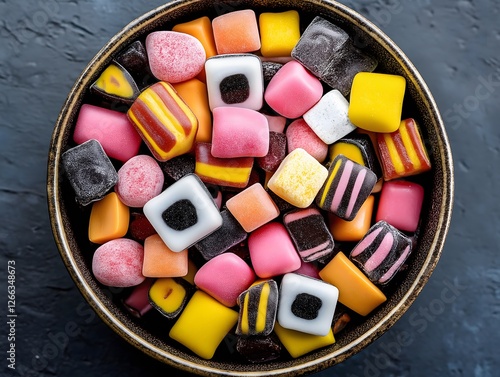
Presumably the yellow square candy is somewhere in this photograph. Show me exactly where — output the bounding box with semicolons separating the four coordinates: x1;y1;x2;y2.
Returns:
268;148;328;208
88;192;129;244
169;291;238;359
273;322;335;358
259;11;301;57
348;72;406;133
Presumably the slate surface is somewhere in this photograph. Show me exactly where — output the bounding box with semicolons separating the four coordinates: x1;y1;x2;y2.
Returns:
0;0;498;376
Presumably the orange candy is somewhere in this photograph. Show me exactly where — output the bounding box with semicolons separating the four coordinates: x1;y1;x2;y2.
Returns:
212;10;261;54
88;192;129;244
172;79;212;143
142;234;189;278
319;252;386;316
329;195;375;242
226;183;279;232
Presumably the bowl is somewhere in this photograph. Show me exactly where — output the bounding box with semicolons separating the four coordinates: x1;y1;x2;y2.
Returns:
47;0;454;375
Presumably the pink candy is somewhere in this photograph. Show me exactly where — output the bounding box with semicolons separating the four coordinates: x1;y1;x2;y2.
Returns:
264;60;323;119
194;253;255;307
73;104;142;163
115;155;164;208
92;238;145;287
211;107;269;158
146;31;206;83
286;118;328;163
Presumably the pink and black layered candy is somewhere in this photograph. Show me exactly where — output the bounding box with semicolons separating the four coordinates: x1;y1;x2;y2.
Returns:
349;221;412;285
316;154;377;220
283;207;334;262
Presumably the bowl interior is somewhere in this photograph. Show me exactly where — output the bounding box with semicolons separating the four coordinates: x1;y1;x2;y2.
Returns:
47;0;454;375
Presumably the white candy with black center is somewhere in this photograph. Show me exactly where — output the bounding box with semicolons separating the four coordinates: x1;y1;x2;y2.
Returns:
205;54;263;110
303;89;357;144
143;174;223;252
278;273;339;336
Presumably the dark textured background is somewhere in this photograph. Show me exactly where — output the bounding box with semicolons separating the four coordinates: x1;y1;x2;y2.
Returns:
1;0;498;376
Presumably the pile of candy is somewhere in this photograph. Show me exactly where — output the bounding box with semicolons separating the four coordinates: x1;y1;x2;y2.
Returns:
61;8;432;363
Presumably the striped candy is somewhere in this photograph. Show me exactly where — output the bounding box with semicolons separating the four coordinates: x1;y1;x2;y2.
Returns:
283;208;334;262
350;221;412;285
377;118;431;180
236;280;278;336
316;155;377;220
127;81;198;161
194;142;254;188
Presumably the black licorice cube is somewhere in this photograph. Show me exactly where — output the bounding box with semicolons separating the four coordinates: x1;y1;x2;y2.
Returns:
61;139;118;206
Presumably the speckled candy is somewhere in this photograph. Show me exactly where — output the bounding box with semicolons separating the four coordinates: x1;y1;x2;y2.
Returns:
92;238;145;287
146;31;206;83
115;155;164;208
286;119;328;163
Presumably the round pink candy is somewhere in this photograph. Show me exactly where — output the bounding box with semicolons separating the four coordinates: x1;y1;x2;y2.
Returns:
286;119;328;162
92;238;145;287
115;155;164;208
146;31;206;83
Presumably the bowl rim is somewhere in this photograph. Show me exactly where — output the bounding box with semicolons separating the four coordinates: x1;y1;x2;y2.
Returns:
47;0;454;375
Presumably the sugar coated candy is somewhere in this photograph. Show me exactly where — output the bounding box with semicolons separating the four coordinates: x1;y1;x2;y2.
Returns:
319;252;386;316
278;273;339;336
161;154;195;181
142;234;188;278
88;192;129;244
377;118;432;180
148;277;189;319
115;155;164;208
259;10;301;57
283;207;334;262
194;210;248;261
268;148;328;208
90;61;140;105
316;155;377;221
248;222;301;278
169;291;238;359
205;54;263;111
286;119;328;163
127;81;198;162
376;180;424;232
92;238;145;287
236;280;278;336
62;139;118;206
73;104;142;163
212;10;261;54
350;221;412;285
303;90;357;145
262;62;283;88
211;107;269;158
264;60;323;119
146;31;206;83
226;183;279;232
348;72;406;133
143;174;223;252
195;142;254;188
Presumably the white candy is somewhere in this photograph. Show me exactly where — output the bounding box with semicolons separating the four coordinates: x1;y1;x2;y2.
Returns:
303;89;357;144
277;273;339;336
143;174;223;252
205;54;263;111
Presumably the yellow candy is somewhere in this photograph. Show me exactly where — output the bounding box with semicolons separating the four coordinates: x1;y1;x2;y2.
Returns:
329;142;365;165
268;148;328;208
319;252;387;316
88;192;129;244
273;322;335;358
348;72;406;133
259;10;301;57
149;278;188;319
94;62;137;99
169;291;238;359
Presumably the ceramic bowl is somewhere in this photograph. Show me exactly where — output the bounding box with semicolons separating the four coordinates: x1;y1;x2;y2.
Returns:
47;0;454;375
